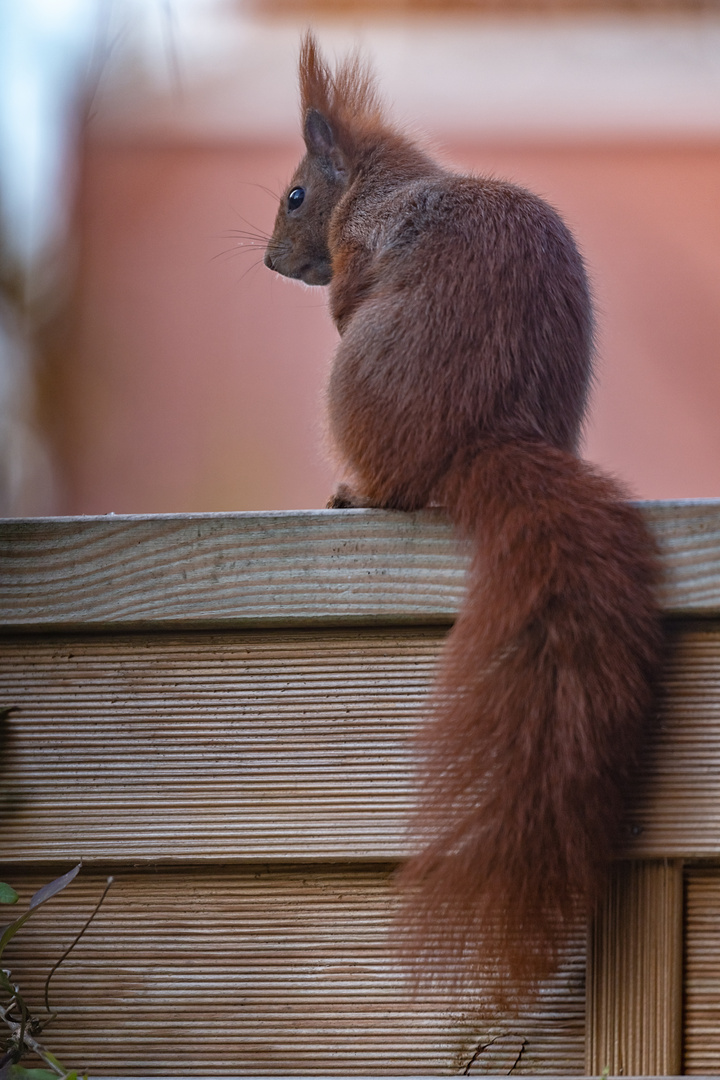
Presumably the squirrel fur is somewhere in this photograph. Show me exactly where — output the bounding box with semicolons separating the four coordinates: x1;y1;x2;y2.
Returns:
264;34;664;997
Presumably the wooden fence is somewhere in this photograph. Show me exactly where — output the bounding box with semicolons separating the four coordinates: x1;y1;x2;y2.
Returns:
1;504;719;1075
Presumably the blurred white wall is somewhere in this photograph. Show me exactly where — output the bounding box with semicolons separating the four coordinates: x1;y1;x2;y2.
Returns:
92;6;720;143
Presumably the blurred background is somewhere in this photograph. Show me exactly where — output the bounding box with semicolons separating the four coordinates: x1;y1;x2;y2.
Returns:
1;0;719;517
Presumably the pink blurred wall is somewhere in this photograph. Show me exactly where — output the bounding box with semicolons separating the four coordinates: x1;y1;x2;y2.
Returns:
51;137;720;513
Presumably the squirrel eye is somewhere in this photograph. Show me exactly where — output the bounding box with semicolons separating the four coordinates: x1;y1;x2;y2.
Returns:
287;187;305;212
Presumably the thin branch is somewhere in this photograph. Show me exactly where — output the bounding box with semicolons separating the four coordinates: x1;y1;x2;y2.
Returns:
463;1032;506;1075
0;1003;64;1077
507;1036;527;1075
44;876;114;1014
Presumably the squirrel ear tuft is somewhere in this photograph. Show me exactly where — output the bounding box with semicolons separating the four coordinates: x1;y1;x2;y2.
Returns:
304;108;347;179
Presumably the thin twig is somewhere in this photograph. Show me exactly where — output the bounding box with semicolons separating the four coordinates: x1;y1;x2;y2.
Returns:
463;1032;506;1075
44;876;114;1014
507;1036;527;1075
0;1003;64;1077
15;992;28;1064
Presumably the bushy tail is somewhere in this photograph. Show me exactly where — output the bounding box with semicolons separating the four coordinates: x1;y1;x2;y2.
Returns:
398;439;664;998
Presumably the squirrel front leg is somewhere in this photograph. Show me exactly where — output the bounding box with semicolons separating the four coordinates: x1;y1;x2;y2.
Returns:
326;482;379;509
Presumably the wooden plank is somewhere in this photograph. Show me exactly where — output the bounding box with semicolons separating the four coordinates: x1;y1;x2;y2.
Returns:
0;510;464;631
684;868;720;1074
0;502;719;631
645;500;720;615
585;860;683;1076
1;623;719;864
1;866;585;1076
0;629;430;863
625;622;720;859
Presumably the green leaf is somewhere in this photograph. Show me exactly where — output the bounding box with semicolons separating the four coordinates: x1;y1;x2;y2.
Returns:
29;864;81;911
0;884;19;904
7;1068;63;1080
0;864;82;959
0;909;35;957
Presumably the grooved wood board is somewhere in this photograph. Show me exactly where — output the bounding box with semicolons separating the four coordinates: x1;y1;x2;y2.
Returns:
1;867;585;1076
0;629;430;862
1;502;719;631
628;623;720;858
585;861;682;1076
2;506;719;1076
1;623;719;863
683;868;720;1074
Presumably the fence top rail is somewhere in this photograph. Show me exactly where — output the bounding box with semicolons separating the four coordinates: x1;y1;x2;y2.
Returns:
1;501;719;631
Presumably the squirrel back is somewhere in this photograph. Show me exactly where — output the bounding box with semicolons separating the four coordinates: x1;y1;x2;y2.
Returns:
265;34;664;998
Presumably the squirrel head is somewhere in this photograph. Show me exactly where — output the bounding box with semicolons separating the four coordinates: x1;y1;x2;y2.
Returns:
264;33;386;286
264;105;349;286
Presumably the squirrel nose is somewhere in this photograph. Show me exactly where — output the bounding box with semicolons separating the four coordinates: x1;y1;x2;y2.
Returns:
264;251;274;270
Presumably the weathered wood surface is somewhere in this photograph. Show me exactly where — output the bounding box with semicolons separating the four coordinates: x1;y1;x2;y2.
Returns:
1;502;719;631
684;869;720;1074
1;623;719;863
1;504;720;1077
0;510;464;630
586;861;683;1076
1;867;585;1076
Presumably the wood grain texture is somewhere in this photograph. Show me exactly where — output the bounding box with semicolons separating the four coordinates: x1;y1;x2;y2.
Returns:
684;868;720;1074
585;860;683;1076
1;623;719;864
0;629;431;863
1;501;719;631
1;504;718;1076
1;867;585;1076
625;621;720;858
0;510;464;631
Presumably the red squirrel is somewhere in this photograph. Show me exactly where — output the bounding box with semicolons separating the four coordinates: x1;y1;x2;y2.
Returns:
264;34;664;997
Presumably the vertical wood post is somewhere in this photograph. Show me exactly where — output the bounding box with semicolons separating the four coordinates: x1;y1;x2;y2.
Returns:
586;859;683;1076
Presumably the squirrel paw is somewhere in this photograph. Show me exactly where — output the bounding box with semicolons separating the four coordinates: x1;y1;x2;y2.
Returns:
326;484;374;509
